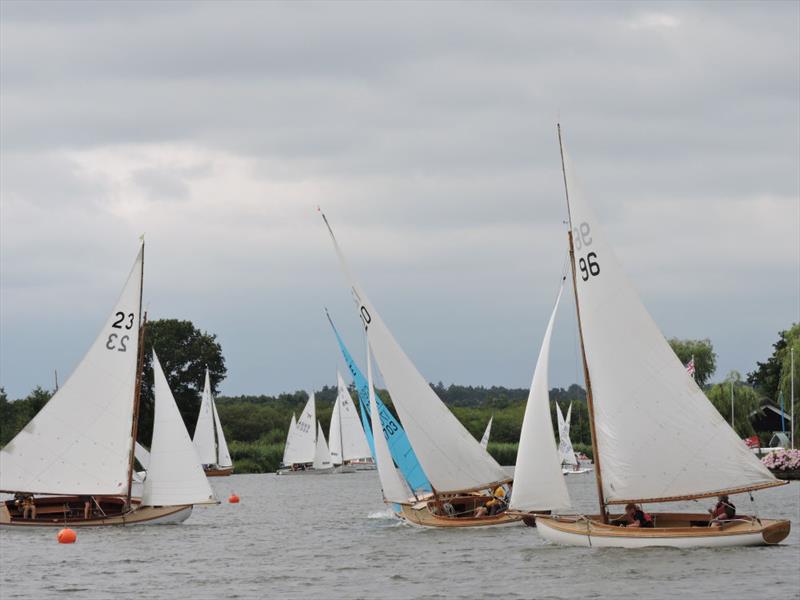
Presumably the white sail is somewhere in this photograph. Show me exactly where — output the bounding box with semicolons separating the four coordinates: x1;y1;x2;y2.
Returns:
562;143;778;503
211;397;233;468
282;413;298;466
322;213;508;493
336;372;372;461
557;403;578;466
192;370;216;465
313;421;332;470
143;352;216;506
480;416;493;450
134;442;151;470
329;391;343;466
293;395;317;464
367;337;412;503
0;244;143;496
510;284;571;512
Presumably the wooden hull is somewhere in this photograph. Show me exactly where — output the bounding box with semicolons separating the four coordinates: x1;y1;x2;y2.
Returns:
1;498;192;528
398;500;523;529
204;465;234;477
535;513;791;548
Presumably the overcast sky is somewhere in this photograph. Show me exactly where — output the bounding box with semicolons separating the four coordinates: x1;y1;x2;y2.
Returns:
1;1;798;400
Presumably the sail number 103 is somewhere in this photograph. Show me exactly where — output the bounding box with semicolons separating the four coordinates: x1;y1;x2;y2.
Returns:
573;222;600;282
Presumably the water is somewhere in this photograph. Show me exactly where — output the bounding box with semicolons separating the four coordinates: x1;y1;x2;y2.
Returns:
1;473;798;599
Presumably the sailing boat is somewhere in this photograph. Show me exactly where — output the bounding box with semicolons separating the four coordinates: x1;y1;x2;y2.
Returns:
556;403;591;475
327;311;429;488
192;369;234;476
322;211;521;527
0;242;216;527
329;372;373;472
277;394;332;475
480;416;493;450
533;125;791;547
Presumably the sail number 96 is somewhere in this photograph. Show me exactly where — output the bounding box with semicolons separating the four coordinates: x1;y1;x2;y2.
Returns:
574;222;600;281
578;252;600;281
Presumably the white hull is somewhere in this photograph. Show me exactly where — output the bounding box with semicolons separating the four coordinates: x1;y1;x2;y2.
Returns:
535;515;789;548
276;467;334;476
562;467;592;475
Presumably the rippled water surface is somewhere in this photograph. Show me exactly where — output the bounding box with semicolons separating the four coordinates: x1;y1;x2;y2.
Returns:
1;473;798;599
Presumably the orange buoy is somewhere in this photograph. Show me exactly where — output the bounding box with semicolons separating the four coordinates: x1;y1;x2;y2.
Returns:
228;493;240;504
57;528;77;544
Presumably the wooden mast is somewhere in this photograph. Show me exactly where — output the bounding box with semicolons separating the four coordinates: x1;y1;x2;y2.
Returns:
557;124;608;523
125;240;146;510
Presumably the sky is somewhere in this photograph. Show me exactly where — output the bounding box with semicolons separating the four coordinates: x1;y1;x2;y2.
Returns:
1;1;798;400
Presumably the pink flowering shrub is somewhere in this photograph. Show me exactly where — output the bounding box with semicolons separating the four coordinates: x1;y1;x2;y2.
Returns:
762;449;800;471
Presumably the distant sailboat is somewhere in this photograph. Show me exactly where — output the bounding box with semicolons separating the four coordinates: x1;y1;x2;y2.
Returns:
322;212;520;527
329;372;373;472
192;369;234;477
556;403;591;475
480;416;493;450
277;394;332;475
1;242;216;527
533;125;790;547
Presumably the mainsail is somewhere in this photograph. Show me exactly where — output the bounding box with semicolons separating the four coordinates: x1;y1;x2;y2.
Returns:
143;352;216;506
561;138;780;504
326;312;431;494
329;372;372;465
211;397;233;468
556;403;578;467
292;395;317;464
193;370;216;465
0;244;143;496
480;416;493;450
509;284;571;512
322;212;508;493
282;413;298;466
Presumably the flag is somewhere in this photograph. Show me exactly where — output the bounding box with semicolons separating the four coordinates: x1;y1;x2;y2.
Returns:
685;357;696;377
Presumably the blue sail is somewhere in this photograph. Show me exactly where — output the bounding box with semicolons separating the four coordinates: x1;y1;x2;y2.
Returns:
326;312;431;495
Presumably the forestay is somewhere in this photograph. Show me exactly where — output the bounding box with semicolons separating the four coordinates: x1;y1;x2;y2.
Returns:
367;339;411;503
193;370;216;465
143;352;216;506
510;284;571;512
480;416;493;450
313;422;332;470
326;313;431;494
557;403;578;467
0;244;143;496
211;389;233;468
322;213;508;493
562;145;780;503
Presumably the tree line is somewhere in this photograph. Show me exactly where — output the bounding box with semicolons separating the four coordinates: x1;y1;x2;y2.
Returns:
2;320;797;474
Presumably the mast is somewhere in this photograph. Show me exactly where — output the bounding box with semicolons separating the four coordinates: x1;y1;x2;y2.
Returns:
125;239;146;509
792;347;795;450
338;390;345;466
558;123;608;523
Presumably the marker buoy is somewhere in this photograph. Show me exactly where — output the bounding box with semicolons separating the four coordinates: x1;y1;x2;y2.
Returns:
228;493;240;504
57;528;77;544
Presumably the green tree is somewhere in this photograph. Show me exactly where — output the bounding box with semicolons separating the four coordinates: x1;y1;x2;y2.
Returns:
668;338;716;387
706;371;760;437
137;319;227;446
0;386;54;447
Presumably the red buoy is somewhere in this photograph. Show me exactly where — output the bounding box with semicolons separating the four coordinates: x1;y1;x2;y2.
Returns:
57;528;77;544
228;493;240;504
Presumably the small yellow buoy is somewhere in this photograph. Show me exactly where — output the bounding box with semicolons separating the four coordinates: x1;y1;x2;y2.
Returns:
228;493;240;504
57;528;77;544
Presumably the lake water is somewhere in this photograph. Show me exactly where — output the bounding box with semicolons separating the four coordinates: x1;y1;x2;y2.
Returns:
1;472;798;599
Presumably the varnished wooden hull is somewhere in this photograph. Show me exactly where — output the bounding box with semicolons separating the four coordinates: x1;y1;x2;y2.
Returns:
535;513;791;548
204;466;234;477
1;499;192;528
398;502;523;528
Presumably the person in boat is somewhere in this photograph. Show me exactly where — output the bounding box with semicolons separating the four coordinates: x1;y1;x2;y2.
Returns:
473;485;508;518
21;494;37;520
613;503;653;528
80;495;93;519
709;495;736;523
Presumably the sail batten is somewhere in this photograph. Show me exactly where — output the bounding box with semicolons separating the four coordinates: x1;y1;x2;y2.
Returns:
0;245;143;496
322;213;507;493
561;140;779;503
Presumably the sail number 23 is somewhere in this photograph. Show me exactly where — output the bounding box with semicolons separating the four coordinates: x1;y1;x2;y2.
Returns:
574;222;600;282
106;311;135;352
